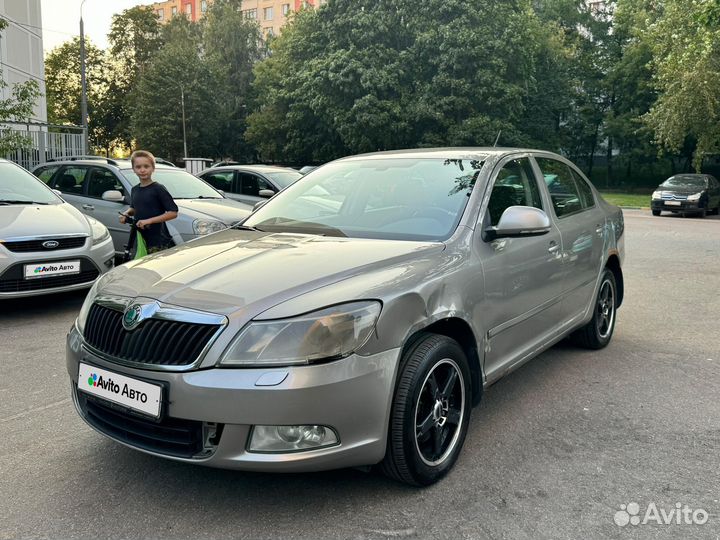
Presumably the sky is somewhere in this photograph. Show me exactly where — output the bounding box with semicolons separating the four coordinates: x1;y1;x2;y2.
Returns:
40;0;155;54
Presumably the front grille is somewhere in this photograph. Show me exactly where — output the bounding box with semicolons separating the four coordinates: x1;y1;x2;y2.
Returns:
2;236;87;253
76;389;208;458
661;194;688;201
0;259;99;293
84;303;221;366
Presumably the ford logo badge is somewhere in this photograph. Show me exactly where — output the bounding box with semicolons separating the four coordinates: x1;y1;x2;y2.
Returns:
42;240;60;249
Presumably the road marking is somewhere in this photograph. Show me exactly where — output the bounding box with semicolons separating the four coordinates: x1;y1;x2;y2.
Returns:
1;398;71;423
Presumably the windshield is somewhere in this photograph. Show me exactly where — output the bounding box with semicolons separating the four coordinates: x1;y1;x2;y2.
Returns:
0;162;61;205
266;170;303;189
243;157;485;241
122;168;223;199
661;175;707;189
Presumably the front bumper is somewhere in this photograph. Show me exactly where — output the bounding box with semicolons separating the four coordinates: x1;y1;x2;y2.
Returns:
66;324;400;472
0;237;114;299
651;200;704;213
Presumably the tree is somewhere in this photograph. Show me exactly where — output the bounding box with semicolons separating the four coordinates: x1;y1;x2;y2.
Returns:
105;6;163;149
643;0;720;171
247;0;540;163
130;17;222;161
203;0;265;160
44;38;108;131
0;18;42;155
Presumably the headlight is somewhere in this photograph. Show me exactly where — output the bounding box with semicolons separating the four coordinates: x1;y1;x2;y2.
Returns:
687;192;702;201
652;191;662;200
193;219;227;235
86;216;110;245
76;276;105;336
219;301;382;367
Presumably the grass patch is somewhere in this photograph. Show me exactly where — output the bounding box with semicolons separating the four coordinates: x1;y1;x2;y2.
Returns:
598;192;650;208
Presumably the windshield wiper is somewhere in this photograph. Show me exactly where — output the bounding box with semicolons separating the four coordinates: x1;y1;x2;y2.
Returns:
233;224;264;232
254;218;347;238
0;200;49;205
196;195;222;199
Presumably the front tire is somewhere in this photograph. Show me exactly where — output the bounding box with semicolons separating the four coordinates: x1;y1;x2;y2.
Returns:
652;209;661;216
572;269;617;349
381;334;472;486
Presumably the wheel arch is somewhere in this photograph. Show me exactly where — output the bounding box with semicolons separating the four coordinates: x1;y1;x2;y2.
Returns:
400;318;483;407
605;254;624;308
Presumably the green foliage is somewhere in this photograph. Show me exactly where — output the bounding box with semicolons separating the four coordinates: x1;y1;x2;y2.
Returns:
643;0;720;170
130;17;222;160
247;0;540;163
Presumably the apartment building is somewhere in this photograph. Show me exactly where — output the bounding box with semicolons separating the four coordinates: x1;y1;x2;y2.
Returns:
0;0;46;122
150;0;326;37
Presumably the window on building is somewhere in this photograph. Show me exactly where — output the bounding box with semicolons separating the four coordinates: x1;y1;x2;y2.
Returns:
201;0;208;13
157;8;164;20
171;6;177;16
281;4;290;16
185;3;192;15
244;8;257;19
263;7;273;20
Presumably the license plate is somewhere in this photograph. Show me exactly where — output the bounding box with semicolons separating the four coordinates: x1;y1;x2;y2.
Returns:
24;260;80;279
78;363;162;418
664;201;682;206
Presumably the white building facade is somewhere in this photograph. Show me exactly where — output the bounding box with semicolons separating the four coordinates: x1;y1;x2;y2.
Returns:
0;0;47;123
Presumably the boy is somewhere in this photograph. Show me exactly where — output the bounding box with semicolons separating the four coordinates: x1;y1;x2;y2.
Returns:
119;150;178;253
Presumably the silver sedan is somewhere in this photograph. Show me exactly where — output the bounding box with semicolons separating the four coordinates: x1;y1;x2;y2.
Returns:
0;159;114;299
66;148;624;486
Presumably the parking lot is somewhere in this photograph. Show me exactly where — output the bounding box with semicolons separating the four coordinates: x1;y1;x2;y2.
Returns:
1;209;719;540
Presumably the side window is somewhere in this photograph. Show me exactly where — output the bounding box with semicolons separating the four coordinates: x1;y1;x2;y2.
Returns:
487;158;543;226
203;171;234;192
535;158;583;218
54;166;88;195
87;168;123;199
571;169;595;209
35;165;59;184
238;173;262;196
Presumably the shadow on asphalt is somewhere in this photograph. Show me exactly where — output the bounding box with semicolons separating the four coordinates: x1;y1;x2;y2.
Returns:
0;289;87;320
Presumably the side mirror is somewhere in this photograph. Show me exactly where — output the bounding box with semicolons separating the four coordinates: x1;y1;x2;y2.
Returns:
253;199;269;212
102;190;124;202
484;206;551;241
259;189;275;199
52;189;63;197
216;189;226;197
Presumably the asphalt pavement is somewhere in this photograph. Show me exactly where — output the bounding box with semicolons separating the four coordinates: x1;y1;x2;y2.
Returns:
1;209;719;540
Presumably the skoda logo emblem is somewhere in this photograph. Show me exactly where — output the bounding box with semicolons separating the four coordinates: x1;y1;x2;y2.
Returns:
122;305;143;331
42;240;59;249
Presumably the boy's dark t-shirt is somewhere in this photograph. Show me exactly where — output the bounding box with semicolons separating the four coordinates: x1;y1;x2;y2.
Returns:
130;182;178;249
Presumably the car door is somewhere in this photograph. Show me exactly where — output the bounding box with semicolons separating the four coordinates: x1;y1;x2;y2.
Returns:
84;166;131;252
235;172;275;206
201;169;236;199
475;155;566;383
534;156;605;322
49;165;90;210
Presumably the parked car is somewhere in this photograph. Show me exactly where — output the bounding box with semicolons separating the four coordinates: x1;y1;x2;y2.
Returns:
651;174;720;217
0;159;114;298
197;165;303;206
32;158;253;255
67;148;624;486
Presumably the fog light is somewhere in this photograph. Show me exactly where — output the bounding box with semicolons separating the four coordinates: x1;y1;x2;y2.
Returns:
248;424;339;453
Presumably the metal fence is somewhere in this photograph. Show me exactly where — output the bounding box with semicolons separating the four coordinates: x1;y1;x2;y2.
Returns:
2;122;86;170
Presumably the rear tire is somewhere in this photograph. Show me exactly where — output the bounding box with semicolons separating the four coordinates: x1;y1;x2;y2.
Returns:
698;208;707;218
381;334;472;486
572;269;617;350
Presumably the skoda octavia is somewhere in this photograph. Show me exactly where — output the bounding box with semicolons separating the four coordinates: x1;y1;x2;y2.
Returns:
67;148;625;486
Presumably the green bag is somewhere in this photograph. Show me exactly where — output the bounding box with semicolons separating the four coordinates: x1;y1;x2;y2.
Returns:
134;230;148;259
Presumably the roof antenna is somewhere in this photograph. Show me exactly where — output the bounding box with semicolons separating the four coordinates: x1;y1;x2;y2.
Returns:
493;131;502;147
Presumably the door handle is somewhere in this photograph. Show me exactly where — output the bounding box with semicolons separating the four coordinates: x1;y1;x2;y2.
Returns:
82;204;94;211
548;241;560;254
595;224;603;236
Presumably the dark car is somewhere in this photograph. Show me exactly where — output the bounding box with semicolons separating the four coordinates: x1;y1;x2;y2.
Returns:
651;174;720;217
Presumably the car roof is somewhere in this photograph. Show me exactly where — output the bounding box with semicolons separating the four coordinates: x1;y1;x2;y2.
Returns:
206;165;299;173
335;147;553;162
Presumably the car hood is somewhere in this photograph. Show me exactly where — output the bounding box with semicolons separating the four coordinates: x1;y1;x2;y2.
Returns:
0;202;90;239
100;229;444;315
657;186;706;195
175;198;252;225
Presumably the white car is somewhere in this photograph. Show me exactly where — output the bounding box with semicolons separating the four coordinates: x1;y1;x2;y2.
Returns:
0;159;114;298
